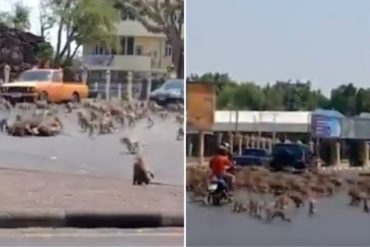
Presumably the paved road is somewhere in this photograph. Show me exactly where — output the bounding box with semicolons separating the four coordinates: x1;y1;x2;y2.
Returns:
0;228;183;246
187;195;370;246
0;112;183;185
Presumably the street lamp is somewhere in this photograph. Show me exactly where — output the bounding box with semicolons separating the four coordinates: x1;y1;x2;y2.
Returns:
127;71;133;102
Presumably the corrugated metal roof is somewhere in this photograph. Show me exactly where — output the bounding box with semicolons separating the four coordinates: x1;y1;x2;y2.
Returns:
215;111;311;124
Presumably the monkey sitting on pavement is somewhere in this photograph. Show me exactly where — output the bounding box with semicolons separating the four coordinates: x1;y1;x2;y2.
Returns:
133;155;154;185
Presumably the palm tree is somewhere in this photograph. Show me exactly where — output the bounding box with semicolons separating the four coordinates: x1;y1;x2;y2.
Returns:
12;3;30;31
0;2;30;31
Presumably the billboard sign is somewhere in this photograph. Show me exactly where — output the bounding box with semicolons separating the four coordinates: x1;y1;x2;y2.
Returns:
311;114;341;138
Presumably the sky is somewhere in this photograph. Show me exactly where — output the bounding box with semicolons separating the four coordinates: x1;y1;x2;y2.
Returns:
1;0;74;53
186;0;370;95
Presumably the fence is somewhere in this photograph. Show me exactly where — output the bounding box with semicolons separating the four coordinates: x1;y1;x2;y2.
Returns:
88;81;150;100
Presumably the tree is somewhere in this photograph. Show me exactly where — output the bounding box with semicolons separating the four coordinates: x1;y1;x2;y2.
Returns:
0;2;30;31
41;0;120;67
37;42;54;68
39;0;56;40
330;83;358;116
116;0;184;78
187;72;236;94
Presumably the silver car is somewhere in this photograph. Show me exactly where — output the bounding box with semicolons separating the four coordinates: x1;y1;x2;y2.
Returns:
149;79;184;105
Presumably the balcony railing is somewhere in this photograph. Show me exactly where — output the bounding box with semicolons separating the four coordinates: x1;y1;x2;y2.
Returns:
83;55;152;72
82;55;114;67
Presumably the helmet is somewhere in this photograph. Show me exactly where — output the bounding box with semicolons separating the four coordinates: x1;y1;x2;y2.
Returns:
218;142;230;152
222;142;230;149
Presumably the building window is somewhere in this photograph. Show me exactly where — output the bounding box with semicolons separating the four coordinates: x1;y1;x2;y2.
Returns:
120;36;135;55
165;44;173;57
93;45;112;55
135;46;143;55
120;9;135;21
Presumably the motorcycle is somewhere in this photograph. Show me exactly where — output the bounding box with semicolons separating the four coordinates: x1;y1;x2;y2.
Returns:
206;176;232;206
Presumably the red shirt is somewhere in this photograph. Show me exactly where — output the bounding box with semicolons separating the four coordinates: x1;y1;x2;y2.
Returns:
209;154;230;177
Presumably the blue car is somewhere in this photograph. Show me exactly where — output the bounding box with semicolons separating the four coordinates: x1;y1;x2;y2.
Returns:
233;148;271;167
149;79;184;105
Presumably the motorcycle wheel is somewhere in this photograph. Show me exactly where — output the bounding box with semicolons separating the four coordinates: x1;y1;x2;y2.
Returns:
212;194;221;206
207;194;212;205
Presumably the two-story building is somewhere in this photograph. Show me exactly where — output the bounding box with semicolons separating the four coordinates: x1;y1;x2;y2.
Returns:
82;8;174;99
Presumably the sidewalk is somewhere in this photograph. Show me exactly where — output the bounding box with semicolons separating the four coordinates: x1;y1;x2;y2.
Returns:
0;168;183;216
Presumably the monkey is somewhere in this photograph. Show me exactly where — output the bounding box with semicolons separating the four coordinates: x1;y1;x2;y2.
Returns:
159;111;168;120
120;137;140;154
177;126;184;140
127;112;136;127
0;118;7;132
248;198;258;217
77;111;89;131
7;116;35;137
364;199;369;213
265;208;292;223
232;200;247;213
147;114;154;128
175;114;184;124
65;102;73;113
35;100;48;110
86;120;99;138
132;156;154;185
90;110;99;122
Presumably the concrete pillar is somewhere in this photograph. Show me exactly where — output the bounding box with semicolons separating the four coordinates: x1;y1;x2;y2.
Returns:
228;132;234;154
238;133;243;155
244;135;250;148
105;70;111;100
117;83;122;99
250;136;255;148
336;141;341;166
309;141;314;153
81;65;88;84
217;132;223;145
267;138;273;152
146;72;152;101
198;131;204;166
127;71;133;102
361;141;369;167
330;140;341;166
256;136;261;149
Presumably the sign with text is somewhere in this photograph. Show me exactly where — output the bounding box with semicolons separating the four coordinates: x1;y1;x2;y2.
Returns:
187;82;215;131
311;114;341;138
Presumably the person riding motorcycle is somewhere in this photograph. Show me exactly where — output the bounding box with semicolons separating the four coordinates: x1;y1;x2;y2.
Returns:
209;144;236;191
222;142;234;163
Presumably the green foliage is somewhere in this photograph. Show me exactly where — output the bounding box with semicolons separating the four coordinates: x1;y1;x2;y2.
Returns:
37;42;54;66
116;0;184;78
47;0;120;66
191;72;370;116
0;2;30;31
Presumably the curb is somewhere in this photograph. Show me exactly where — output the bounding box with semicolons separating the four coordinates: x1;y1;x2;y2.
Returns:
320;166;370;172
0;212;184;228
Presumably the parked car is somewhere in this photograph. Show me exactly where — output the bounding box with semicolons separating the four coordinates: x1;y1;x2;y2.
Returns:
149;78;184;106
233;148;271;167
270;143;313;171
